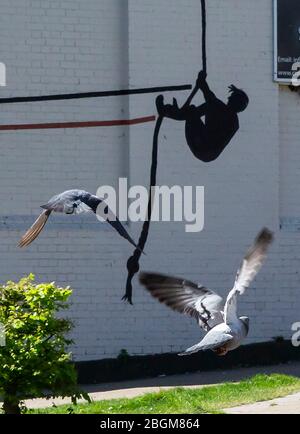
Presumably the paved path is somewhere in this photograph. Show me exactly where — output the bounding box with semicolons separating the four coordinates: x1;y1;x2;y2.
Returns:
225;391;300;414
22;361;300;410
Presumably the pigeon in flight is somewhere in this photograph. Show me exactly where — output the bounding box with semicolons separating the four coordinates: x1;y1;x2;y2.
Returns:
139;228;273;357
18;189;141;251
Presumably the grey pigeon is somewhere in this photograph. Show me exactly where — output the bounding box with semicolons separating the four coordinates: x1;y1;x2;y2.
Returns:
139;228;273;357
18;189;140;251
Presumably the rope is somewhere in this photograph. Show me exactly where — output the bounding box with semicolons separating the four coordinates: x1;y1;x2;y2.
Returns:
123;1;207;304
201;0;207;74
123;116;163;304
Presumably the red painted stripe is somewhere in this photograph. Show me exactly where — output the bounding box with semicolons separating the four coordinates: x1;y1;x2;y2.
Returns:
0;115;156;131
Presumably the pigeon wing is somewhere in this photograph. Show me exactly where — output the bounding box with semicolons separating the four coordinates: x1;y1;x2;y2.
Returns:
224;228;273;324
18;210;52;248
139;272;224;331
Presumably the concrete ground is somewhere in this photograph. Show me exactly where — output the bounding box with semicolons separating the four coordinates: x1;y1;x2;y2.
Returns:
21;361;300;412
224;392;300;414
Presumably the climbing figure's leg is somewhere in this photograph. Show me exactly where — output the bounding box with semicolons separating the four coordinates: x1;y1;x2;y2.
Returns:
184;108;210;161
156;95;195;121
156;95;213;162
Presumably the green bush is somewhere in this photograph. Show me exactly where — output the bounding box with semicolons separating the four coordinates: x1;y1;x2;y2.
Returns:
0;274;88;414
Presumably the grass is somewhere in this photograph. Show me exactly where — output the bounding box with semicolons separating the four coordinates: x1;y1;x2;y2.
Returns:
30;374;300;414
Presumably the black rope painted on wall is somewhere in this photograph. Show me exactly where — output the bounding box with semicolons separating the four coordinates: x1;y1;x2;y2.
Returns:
201;0;207;74
123;0;208;304
123;116;163;304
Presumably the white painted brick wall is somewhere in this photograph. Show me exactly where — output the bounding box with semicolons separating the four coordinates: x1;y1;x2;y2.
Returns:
0;0;298;361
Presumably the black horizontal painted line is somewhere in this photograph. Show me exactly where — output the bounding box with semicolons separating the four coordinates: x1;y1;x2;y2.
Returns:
0;84;192;104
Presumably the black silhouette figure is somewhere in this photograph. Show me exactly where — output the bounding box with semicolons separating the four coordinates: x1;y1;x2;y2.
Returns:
156;71;249;162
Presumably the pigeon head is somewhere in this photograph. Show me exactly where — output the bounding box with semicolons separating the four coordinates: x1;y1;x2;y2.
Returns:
239;316;250;334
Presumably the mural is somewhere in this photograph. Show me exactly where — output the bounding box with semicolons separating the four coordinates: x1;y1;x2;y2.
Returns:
156;71;249;163
124;0;249;303
0;0;250;305
124;116;164;304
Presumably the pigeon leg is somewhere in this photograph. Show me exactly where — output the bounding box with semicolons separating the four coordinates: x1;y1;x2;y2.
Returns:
213;346;228;357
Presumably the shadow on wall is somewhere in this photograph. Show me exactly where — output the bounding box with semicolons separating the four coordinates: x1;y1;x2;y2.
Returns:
76;340;300;386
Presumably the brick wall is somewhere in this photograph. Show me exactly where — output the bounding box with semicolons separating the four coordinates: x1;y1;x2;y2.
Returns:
0;0;298;361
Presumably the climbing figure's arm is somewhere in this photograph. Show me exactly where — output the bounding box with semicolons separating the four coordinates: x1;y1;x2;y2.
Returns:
181;85;199;110
197;70;216;102
181;70;215;111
